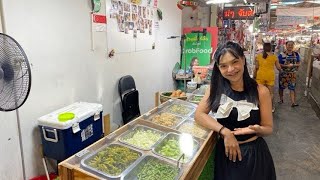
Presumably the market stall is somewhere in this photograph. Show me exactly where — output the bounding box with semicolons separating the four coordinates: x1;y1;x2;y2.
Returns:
58;99;217;180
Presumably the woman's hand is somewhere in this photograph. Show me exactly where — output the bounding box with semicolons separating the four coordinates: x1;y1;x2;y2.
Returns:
222;129;242;162
232;125;262;135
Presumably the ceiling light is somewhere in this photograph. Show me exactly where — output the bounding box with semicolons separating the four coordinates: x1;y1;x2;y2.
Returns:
206;0;233;4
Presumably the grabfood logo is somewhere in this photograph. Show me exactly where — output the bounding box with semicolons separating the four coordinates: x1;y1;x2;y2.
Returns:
185;48;213;54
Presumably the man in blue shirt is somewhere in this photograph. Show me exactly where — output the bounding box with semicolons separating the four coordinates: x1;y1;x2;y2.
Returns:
278;41;300;107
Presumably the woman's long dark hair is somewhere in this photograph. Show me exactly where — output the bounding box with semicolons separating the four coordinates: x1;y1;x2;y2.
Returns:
208;41;259;112
263;43;272;59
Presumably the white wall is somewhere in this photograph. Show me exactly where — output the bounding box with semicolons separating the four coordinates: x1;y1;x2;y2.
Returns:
182;6;210;28
0;0;181;179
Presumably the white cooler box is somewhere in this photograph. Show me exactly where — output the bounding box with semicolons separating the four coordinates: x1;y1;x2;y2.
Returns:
38;102;103;161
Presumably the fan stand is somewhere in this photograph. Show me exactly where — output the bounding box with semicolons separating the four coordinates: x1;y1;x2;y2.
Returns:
15;108;27;180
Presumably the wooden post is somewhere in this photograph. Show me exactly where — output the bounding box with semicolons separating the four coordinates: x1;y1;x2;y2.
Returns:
155;92;159;107
103;114;110;136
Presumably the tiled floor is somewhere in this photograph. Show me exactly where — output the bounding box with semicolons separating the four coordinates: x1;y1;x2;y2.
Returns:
265;61;320;180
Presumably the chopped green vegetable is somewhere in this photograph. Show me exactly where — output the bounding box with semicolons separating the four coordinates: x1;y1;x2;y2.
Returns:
156;137;191;163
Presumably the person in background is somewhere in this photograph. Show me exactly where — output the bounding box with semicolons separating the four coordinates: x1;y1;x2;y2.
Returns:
187;56;199;76
190;57;199;70
278;41;300;107
271;40;276;53
195;41;275;180
254;42;282;112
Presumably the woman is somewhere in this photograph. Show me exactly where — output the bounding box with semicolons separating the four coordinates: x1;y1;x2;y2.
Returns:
254;42;282;112
195;42;275;180
278;41;300;107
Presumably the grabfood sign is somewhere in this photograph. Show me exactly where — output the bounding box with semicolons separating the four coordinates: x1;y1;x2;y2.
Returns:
182;33;212;68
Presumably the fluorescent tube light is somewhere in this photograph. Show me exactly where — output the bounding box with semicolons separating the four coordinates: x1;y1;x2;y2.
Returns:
206;0;233;4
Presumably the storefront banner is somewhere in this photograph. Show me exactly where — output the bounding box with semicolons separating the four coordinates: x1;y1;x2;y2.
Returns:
181;33;212;69
276;16;308;25
276;7;320;17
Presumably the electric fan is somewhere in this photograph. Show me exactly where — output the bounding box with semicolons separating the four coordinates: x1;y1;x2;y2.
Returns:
0;33;31;180
0;33;31;111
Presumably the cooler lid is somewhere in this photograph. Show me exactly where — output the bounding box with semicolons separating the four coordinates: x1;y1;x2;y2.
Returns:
38;102;103;129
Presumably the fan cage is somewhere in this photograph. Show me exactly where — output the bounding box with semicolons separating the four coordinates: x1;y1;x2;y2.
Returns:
0;33;31;111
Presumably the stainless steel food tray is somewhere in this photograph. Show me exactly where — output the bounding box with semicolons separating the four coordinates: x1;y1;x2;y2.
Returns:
152;132;199;164
143;111;186;129
122;155;183;180
187;94;204;105
163;103;196;117
80;143;143;179
118;125;166;151
176;119;210;139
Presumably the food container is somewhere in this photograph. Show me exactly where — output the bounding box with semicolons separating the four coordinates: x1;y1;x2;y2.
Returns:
187;81;197;90
160;91;187;104
152;133;199;164
188;95;204;104
122;155;182;180
146;112;185;128
164;103;195;117
38;102;103;161
80;143;142;179
118;125;166;151
176;119;210;139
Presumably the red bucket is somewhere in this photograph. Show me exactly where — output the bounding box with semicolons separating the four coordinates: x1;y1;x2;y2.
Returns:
30;173;58;180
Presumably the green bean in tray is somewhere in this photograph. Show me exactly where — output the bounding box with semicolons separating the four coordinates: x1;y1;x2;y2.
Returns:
136;158;179;180
87;145;140;176
166;104;194;116
121;129;163;149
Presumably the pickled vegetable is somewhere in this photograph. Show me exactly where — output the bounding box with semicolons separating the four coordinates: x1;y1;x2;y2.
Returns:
87;145;140;176
178;121;208;138
166;104;194;116
151;113;183;127
121;129;163;149
136;158;179;180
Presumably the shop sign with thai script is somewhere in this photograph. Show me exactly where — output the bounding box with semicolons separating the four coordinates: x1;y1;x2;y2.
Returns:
223;6;255;20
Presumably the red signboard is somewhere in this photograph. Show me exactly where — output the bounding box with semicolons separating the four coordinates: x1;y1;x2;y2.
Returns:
92;14;107;24
223;6;255;20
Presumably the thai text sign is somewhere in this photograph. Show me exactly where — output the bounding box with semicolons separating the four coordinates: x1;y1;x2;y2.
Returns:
223;6;255;20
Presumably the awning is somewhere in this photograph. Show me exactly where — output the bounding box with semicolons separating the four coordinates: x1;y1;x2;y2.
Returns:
276;7;320;17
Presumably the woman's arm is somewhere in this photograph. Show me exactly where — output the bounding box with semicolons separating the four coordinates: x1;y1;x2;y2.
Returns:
253;57;259;79
275;58;282;71
195;87;224;132
232;85;273;136
195;87;242;162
